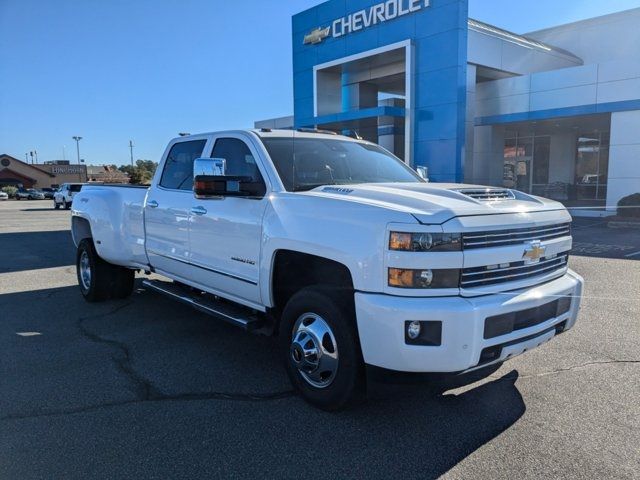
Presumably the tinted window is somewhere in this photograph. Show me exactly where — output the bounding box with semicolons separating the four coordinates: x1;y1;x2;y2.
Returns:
211;138;263;183
260;137;421;191
69;184;82;192
159;140;207;190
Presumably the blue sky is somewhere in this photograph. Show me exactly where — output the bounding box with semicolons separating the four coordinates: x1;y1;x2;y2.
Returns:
1;0;639;165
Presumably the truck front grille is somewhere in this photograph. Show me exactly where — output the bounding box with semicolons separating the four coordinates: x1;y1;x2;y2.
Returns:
461;252;569;288
462;223;571;250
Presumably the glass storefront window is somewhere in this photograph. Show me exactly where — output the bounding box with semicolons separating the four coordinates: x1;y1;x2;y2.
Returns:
575;131;609;201
503;135;550;195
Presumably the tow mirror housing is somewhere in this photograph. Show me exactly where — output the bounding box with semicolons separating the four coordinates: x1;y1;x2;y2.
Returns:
193;158;265;199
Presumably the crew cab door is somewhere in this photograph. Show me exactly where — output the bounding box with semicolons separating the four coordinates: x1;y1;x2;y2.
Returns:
188;134;268;307
145;137;210;277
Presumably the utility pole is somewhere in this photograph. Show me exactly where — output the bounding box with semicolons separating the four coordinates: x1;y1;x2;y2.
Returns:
129;140;134;167
34;150;38;163
25;153;29;163
72;136;83;181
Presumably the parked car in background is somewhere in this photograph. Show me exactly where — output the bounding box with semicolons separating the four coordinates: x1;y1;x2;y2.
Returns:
53;183;84;209
40;187;56;199
0;191;8;201
16;188;45;200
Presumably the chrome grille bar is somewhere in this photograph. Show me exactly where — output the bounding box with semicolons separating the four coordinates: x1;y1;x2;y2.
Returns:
461;253;569;288
462;255;566;277
463;223;571;249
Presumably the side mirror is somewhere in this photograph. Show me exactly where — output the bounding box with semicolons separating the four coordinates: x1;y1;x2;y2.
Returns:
194;157;226;177
416;166;429;182
193;158;266;199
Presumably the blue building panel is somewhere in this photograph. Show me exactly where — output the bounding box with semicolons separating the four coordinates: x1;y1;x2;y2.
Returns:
415;66;465;107
292;0;469;182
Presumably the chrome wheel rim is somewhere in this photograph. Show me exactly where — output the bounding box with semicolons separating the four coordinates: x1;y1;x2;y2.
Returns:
79;251;91;291
290;313;338;389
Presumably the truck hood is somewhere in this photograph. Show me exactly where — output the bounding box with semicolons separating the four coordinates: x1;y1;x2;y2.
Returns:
302;183;566;224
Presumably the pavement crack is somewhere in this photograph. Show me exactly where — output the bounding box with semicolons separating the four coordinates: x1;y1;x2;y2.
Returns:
0;304;298;422
1;390;296;422
76;302;162;401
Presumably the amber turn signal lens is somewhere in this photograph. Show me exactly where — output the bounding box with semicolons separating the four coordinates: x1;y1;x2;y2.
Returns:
389;232;412;251
388;268;415;288
388;268;460;289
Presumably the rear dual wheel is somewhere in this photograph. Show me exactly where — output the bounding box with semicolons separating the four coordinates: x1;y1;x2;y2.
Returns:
77;239;135;302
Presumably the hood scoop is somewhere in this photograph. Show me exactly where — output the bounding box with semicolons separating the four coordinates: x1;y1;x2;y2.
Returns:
454;188;515;201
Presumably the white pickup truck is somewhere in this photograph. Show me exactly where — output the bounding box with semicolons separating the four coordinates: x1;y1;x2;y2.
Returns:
71;129;583;410
54;183;84;209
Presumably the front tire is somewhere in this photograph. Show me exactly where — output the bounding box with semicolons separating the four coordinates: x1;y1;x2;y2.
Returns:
280;286;365;411
64;201;71;210
54;201;60;209
76;239;135;302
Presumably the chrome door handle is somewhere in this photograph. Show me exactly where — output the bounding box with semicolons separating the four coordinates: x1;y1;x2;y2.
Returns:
191;206;207;215
147;200;159;208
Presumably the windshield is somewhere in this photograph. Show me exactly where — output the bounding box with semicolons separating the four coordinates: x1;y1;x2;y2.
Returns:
260;137;422;192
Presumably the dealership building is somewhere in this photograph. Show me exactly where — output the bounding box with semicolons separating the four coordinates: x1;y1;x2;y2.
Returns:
0;154;88;188
256;0;640;215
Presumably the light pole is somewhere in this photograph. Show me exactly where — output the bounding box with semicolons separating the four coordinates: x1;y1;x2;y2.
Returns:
129;140;134;167
72;136;83;181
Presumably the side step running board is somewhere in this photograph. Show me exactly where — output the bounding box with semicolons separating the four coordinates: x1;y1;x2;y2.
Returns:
142;279;264;332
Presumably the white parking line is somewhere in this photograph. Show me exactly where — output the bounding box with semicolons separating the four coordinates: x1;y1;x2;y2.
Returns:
16;332;42;337
625;250;640;258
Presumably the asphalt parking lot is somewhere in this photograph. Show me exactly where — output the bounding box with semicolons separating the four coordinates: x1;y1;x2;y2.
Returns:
0;199;638;479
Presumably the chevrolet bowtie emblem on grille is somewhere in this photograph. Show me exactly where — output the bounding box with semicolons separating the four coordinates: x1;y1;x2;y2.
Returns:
523;241;546;264
303;26;330;45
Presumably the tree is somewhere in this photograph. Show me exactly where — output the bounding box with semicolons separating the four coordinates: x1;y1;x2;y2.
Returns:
118;160;158;185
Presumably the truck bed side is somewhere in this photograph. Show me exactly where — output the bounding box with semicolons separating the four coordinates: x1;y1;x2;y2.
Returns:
71;184;149;268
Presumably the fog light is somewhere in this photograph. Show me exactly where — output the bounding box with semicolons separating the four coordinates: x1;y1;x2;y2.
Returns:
407;321;421;340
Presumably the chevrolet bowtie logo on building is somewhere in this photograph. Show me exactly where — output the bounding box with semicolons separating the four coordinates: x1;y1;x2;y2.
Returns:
303;1;431;45
523;241;547;264
303;26;330;45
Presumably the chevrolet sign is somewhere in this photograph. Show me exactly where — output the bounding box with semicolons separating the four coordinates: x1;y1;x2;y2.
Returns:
303;0;431;45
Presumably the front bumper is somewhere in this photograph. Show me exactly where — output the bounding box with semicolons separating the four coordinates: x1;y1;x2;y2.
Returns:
355;269;583;373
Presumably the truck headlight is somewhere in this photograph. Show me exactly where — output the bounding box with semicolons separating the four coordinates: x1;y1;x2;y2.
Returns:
388;268;460;289
389;232;461;252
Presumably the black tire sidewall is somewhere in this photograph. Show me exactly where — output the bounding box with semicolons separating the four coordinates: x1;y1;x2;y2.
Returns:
77;239;98;300
280;287;365;411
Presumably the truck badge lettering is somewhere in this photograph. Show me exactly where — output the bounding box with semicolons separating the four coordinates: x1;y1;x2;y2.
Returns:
231;257;256;266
